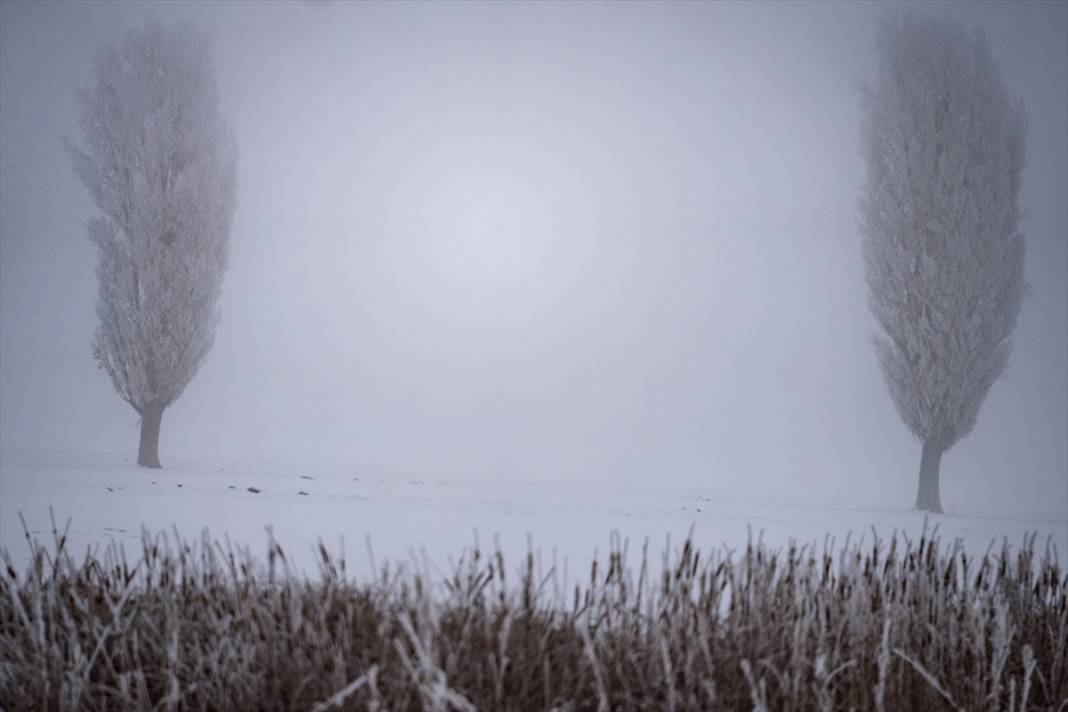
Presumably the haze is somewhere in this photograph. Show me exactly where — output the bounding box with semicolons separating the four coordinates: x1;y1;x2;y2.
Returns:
1;0;1065;518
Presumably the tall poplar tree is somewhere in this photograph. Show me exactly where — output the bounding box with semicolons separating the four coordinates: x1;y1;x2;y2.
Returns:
859;9;1027;512
68;21;237;467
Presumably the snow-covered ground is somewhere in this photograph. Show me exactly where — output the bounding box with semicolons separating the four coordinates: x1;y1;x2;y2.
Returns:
2;448;1065;584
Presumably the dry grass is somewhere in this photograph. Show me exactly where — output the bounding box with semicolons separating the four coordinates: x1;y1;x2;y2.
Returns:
1;516;1065;711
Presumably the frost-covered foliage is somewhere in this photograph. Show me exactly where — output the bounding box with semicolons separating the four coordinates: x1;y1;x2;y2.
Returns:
67;21;236;457
860;10;1026;453
2;524;1064;710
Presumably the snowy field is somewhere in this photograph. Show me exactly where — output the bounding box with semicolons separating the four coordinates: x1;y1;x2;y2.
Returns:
2;448;1065;583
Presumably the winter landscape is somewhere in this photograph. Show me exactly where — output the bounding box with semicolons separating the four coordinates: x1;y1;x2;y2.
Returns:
1;1;1066;710
2;448;1066;585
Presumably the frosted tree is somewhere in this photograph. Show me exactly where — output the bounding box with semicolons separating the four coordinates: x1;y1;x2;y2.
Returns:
859;9;1026;512
67;21;237;468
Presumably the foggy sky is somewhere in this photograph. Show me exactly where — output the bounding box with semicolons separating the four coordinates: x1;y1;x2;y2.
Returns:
1;0;1065;517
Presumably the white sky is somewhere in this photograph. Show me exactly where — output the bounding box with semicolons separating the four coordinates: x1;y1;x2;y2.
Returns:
1;0;1065;517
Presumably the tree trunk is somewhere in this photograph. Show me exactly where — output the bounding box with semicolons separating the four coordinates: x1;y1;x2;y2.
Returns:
914;437;944;513
137;402;165;468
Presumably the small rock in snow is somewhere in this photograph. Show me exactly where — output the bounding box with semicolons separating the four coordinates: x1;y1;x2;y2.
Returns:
177;484;183;488
300;475;314;481
107;487;114;492
247;487;261;494
228;485;236;490
298;491;309;496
